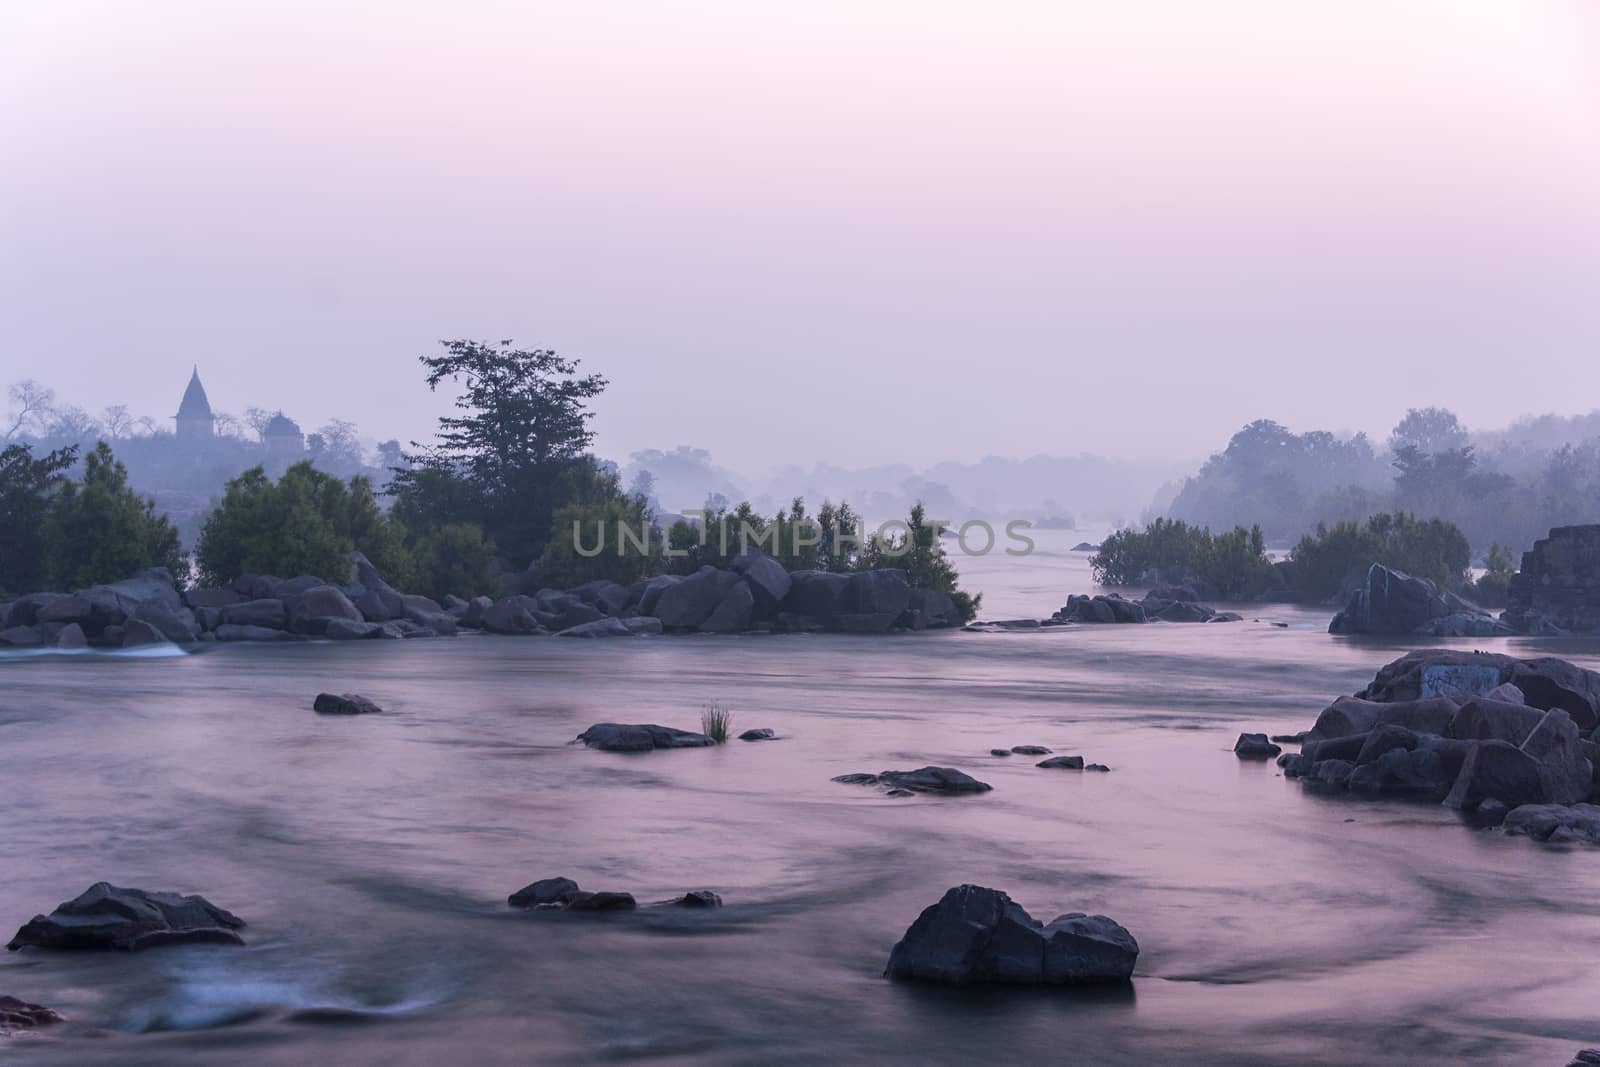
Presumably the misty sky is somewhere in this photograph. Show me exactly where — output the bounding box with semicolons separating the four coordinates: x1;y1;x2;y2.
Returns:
3;1;1597;471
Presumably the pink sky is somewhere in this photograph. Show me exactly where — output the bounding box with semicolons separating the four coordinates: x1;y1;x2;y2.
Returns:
2;1;1597;468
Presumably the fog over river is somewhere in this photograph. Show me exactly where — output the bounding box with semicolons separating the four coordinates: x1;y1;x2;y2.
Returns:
4;535;1599;1064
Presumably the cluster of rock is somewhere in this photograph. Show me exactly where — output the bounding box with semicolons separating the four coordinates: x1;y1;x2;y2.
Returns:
6;883;246;952
0;550;969;649
1329;563;1508;637
833;766;993;797
506;876;722;913
987;746;1109;771
1267;651;1600;837
1505;524;1600;635
884;885;1138;986
1052;587;1242;625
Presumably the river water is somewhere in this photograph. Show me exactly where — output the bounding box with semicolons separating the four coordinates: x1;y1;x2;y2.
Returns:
4;534;1600;1065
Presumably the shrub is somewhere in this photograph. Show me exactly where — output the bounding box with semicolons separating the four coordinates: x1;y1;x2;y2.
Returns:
1091;518;1212;586
40;442;184;590
701;701;733;744
406;521;500;602
1471;542;1518;607
0;442;76;595
196;461;409;587
1290;512;1471;602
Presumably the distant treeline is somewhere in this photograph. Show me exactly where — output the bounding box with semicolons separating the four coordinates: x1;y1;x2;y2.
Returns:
1164;408;1600;558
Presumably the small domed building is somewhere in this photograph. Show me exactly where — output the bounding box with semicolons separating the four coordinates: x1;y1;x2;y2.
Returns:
263;412;305;462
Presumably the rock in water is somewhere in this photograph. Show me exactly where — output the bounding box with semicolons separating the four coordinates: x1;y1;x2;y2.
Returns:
564;891;637;912
667;890;723;908
1010;745;1051;755
875;767;992;794
508;877;581;908
884;884;1138;985
1234;733;1282;759
0;995;62;1031
7;883;245;951
738;728;777;741
1037;755;1086;769
313;692;383;715
576;723;713;751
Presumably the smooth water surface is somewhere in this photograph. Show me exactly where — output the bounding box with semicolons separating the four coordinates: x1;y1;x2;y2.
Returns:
4;544;1600;1064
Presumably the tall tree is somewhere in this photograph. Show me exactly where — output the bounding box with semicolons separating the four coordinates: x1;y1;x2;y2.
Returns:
40;442;183;589
399;339;608;565
0;443;77;594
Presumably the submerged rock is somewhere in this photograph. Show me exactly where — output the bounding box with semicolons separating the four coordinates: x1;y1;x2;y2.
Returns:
564;891;637;912
877;767;992;794
1037;755;1086;770
884;884;1138;986
7;883;245;951
576;723;714;751
832;767;992;794
313;692;383;715
1010;745;1051;755
738;728;777;741
0;995;62;1032
1234;733;1282;760
666;890;723;908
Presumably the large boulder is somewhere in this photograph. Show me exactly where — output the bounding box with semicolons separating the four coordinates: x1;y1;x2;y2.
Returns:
906;588;961;629
850;569;911;617
884;885;1138;986
700;581;756;633
0;626;43;648
1329;564;1495;636
569;580;634;616
220;599;288;630
6;882;245;951
637;575;683;617
1359;651;1600;732
120;618;171;648
731;550;792;613
54;623;87;649
292;586;363;632
654;567;741;630
782;571;853;624
131;601;198;644
575;723;714;751
482;596;542;635
1505;525;1600;633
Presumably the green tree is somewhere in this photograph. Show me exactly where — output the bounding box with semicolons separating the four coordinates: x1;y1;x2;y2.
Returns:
406;522;501;602
40;441;183;589
0;442;77;594
196;462;409;587
1192;524;1276;599
1290;512;1471;601
396;339;608;566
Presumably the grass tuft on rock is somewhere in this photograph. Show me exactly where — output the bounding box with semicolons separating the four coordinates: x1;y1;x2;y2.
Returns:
701;701;733;744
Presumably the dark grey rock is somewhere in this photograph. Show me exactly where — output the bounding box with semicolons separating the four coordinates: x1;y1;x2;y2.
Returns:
1010;745;1051;755
876;767;992;794
730;551;791;612
1038;755;1087;769
6;882;245;951
221;598;288;630
323;618;382;640
564;891;636;912
782;570;853;623
884;884;1137;986
0;625;43;647
508;877;581;908
668;890;723;908
313;692;383;715
54;623;87;649
700;580;755;633
576;723;714;751
850;569;911;616
557;617;632;638
120;618;169;648
655;567;741;630
213;623;295;642
738;728;777;741
1234;733;1281;759
0;994;62;1030
637;575;683;617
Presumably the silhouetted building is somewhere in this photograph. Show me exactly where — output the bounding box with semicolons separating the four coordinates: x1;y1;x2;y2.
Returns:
174;366;215;442
263;412;304;462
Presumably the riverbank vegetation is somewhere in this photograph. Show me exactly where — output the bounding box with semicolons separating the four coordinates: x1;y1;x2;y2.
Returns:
1093;511;1476;604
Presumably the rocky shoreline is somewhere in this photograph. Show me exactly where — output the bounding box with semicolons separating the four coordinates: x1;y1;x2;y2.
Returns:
0;549;971;649
1254;650;1600;845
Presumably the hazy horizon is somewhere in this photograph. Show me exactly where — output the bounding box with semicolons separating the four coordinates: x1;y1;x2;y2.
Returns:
4;1;1597;470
